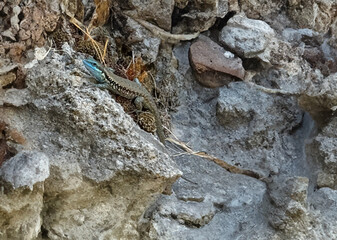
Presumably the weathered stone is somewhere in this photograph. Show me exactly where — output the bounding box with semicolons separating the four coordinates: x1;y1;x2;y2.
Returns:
239;0;284;19
330;18;337;48
0;151;49;189
298;72;337;120
122;0;175;31
282;28;319;45
288;0;337;33
172;0;228;33
189;36;245;88
0;52;181;239
313;117;337;174
268;177;314;239
216;82;302;132
0;71;16;88
3;88;30;107
1;1;337;239
0;182;44;240
124;17;161;63
317;172;337;189
219;14;277;63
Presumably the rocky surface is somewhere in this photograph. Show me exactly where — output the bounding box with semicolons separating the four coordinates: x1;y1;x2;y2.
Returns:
0;53;181;239
1;0;337;240
219;14;277;63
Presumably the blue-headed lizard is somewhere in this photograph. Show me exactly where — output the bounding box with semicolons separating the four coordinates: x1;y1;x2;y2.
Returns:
83;59;166;144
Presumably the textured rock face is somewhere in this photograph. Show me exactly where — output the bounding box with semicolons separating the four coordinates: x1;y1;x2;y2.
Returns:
0;151;49;189
220;14;277;63
1;0;337;240
122;0;175;31
0;54;181;239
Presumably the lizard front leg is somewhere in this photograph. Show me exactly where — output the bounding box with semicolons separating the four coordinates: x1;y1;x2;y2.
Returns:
134;96;144;111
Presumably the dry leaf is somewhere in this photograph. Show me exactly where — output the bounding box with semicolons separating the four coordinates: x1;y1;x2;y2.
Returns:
126;57;148;82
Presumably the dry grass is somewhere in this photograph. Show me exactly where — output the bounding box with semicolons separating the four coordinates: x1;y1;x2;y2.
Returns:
69;17;108;65
166;134;263;180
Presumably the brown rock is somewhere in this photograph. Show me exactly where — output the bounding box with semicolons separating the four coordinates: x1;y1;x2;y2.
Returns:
189;36;245;88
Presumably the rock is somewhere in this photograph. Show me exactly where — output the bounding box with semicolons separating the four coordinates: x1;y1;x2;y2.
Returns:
0;71;16;88
330;18;337;48
189;36;245;88
282;28;319;45
3;88;30;107
172;0;228;33
0;52;181;239
0;1;337;239
0;151;50;189
239;0;283;19
122;0;175;31
124;17;161;63
0;0;60;63
139;158;269;240
268;177;314;239
288;0;337;33
219;15;277;63
317;172;337;189
313;117;337;174
216;82;302;132
0;182;45;239
310;188;337;239
298;72;337;120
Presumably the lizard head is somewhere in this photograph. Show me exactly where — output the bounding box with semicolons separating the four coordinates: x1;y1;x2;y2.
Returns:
83;58;107;84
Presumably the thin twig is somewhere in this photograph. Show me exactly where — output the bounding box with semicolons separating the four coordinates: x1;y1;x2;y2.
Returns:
167;137;263;180
129;17;200;44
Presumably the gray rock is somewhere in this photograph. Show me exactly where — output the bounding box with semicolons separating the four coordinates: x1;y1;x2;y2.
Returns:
313;117;337;176
172;0;228;33
124;17;161;63
298;72;337;120
268;177;315;239
3;88;30;107
282;28;318;44
123;0;175;31
0;51;181;240
0;151;49;189
216;82;302;133
288;0;337;33
140;156;269;240
219;14;277;63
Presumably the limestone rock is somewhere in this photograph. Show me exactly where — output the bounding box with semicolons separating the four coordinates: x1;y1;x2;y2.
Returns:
216;82;302;132
298;72;337;120
124;17;161;63
172;0;228;33
122;0;175;31
0;151;49;189
0;183;44;240
288;0;337;33
314;117;337;174
189;36;245;88
239;0;284;19
0;52;181;240
219;15;277;63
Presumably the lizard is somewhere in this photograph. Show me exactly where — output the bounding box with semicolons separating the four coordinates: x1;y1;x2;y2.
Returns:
82;58;166;144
